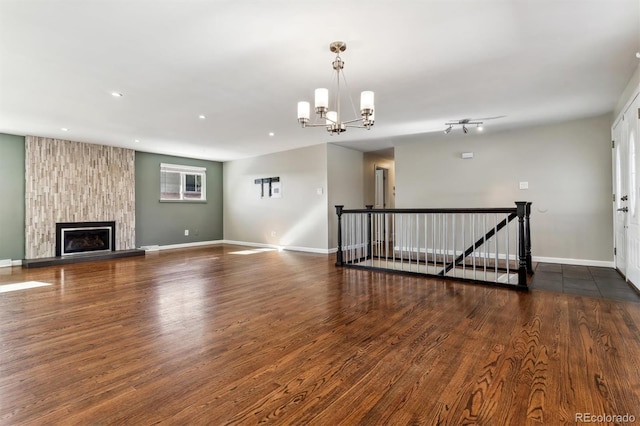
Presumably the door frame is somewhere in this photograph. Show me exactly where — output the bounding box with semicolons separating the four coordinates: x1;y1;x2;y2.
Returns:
612;89;640;279
374;166;388;209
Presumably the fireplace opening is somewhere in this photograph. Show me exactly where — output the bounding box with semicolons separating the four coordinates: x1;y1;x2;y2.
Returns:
56;221;116;257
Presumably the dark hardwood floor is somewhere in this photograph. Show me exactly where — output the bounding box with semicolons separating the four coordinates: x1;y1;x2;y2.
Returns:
1;245;639;425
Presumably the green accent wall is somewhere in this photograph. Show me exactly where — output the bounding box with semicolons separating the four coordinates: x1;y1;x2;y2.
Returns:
0;133;25;260
135;151;223;247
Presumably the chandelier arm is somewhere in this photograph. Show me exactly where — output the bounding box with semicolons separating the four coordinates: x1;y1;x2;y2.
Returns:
342;118;365;125
304;123;333;128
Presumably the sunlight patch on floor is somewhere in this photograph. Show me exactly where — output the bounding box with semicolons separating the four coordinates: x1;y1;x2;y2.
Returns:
0;281;52;293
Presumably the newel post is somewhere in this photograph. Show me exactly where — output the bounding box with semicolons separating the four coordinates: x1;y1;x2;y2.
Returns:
335;205;344;266
525;202;533;275
366;205;373;260
515;202;528;287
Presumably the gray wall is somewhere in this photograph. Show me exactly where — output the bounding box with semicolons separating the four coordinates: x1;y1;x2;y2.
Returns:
327;144;364;249
0;133;25;260
395;114;613;262
135;151;223;246
223;144;329;251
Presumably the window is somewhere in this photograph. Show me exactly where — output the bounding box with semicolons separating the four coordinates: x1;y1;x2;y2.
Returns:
160;163;206;201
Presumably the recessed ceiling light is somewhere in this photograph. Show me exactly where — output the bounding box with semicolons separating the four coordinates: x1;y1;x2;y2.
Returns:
61;127;68;131
198;115;206;119
111;92;123;97
268;132;275;137
134;139;140;143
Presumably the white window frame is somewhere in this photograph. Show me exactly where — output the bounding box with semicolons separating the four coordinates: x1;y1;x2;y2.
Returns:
160;163;207;202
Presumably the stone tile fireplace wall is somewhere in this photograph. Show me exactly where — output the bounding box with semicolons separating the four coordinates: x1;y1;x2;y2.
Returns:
25;136;136;259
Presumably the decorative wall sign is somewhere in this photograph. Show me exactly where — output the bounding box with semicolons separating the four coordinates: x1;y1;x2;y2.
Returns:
254;177;280;198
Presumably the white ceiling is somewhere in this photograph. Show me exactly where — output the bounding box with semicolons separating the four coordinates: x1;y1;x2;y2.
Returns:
1;0;638;162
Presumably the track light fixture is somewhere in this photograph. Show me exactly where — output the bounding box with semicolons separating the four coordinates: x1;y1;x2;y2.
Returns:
444;118;484;134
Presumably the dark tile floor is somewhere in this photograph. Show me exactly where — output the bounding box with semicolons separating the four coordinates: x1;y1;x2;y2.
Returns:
529;263;640;303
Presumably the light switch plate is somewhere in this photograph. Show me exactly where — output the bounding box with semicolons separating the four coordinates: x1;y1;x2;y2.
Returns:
519;181;529;190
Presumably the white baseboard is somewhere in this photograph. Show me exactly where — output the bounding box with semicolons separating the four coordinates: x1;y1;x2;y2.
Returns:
142;240;332;254
141;240;224;252
393;246;518;261
0;259;22;268
222;240;334;255
285;245;335;255
532;256;614;268
222;240;276;249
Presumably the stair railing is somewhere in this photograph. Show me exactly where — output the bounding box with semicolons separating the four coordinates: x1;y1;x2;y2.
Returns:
335;202;533;288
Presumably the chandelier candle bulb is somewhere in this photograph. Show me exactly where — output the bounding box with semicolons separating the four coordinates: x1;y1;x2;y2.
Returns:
297;102;310;122
360;91;374;113
315;88;329;114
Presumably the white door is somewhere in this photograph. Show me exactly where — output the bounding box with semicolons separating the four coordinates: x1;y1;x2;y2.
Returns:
375;167;387;208
624;94;640;286
613;116;628;276
373;167;388;247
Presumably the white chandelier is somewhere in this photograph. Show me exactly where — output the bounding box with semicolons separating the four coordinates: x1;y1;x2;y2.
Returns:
297;41;375;134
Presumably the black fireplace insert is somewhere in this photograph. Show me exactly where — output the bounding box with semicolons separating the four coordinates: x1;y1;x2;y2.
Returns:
55;221;116;257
